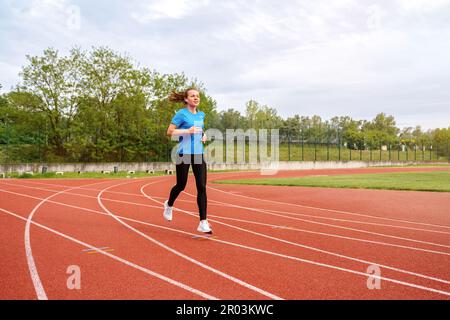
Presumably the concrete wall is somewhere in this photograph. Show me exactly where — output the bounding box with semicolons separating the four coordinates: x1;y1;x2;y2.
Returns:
0;161;445;174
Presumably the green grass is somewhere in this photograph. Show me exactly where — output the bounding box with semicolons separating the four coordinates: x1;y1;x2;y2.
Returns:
373;163;450;168
213;171;450;192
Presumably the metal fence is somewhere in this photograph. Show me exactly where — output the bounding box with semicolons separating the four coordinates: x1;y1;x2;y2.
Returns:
1;126;449;164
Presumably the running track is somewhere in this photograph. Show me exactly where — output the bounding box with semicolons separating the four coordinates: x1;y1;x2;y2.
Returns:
0;167;449;300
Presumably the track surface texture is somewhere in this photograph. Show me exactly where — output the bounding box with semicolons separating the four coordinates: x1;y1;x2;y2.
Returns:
1;166;449;300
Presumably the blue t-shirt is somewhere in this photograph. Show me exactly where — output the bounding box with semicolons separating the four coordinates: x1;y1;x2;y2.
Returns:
171;108;205;154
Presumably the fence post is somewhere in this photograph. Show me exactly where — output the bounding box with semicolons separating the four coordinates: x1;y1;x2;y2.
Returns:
314;139;317;162
326;128;330;161
388;144;391;161
301;128;304;161
288;131;291;161
448;136;450;163
338;129;341;161
5;120;9;168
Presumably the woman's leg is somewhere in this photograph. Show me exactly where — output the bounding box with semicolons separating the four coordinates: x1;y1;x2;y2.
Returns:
168;158;190;206
192;154;207;220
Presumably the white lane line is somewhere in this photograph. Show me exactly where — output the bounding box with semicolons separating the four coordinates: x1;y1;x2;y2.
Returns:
17;179;450;233
97;179;283;300
1;184;449;297
13;178;450;233
184;190;450;249
9;172;450;230
2;184;449;254
24;179;112;300
207;185;450;232
13;178;447;235
0;207;217;300
204;215;450;256
140;183;450;288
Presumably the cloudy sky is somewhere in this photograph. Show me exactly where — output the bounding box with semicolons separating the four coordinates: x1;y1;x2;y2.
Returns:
1;0;450;129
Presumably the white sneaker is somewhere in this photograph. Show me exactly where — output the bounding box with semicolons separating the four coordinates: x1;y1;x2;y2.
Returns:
163;200;173;221
197;220;212;234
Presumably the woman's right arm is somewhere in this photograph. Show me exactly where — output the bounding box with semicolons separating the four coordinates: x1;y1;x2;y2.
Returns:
167;124;202;137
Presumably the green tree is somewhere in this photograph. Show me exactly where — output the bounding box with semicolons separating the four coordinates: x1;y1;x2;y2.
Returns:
363;113;399;149
17;48;84;158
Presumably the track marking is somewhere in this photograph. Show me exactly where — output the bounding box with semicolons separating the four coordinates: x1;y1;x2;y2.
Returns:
82;246;110;252
12;178;450;231
184;190;450;250
192;235;218;241
86;247;115;254
1;185;449;255
13;178;448;236
7;179;450;245
1;183;449;297
96;180;284;300
0;207;217;300
24;180;112;300
140;182;450;289
207;185;450;231
207;215;450;256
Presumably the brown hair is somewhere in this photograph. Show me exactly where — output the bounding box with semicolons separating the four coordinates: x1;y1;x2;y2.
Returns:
168;87;199;104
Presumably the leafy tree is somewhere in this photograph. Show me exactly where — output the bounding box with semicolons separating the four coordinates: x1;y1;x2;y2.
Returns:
17;48;84;158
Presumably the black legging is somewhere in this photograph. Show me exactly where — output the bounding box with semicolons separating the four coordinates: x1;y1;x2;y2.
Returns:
168;154;207;220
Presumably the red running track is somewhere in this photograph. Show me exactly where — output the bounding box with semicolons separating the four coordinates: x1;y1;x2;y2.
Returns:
0;167;449;300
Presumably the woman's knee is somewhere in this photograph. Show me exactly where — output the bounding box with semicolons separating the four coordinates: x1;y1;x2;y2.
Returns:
177;183;187;191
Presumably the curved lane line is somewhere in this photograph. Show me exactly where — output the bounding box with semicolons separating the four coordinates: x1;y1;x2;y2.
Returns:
96;179;284;300
140;182;450;291
1;207;217;300
207;185;450;232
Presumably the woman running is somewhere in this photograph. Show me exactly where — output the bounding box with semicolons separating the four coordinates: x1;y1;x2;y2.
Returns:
163;88;212;234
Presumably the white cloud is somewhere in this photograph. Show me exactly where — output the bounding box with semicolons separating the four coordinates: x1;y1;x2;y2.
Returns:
131;0;209;22
1;0;449;129
0;62;21;91
13;0;77;26
397;0;450;12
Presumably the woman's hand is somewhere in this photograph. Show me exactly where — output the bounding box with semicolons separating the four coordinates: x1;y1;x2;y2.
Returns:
202;133;207;143
188;126;203;134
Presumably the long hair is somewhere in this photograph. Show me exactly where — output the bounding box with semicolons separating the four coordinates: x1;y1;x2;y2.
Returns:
168;87;199;104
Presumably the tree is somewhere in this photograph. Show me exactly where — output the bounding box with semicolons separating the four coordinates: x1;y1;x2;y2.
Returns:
363;113;399;148
17;48;84;157
219;108;244;131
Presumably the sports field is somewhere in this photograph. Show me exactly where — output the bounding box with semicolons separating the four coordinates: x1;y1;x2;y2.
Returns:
214;171;450;192
0;166;449;299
